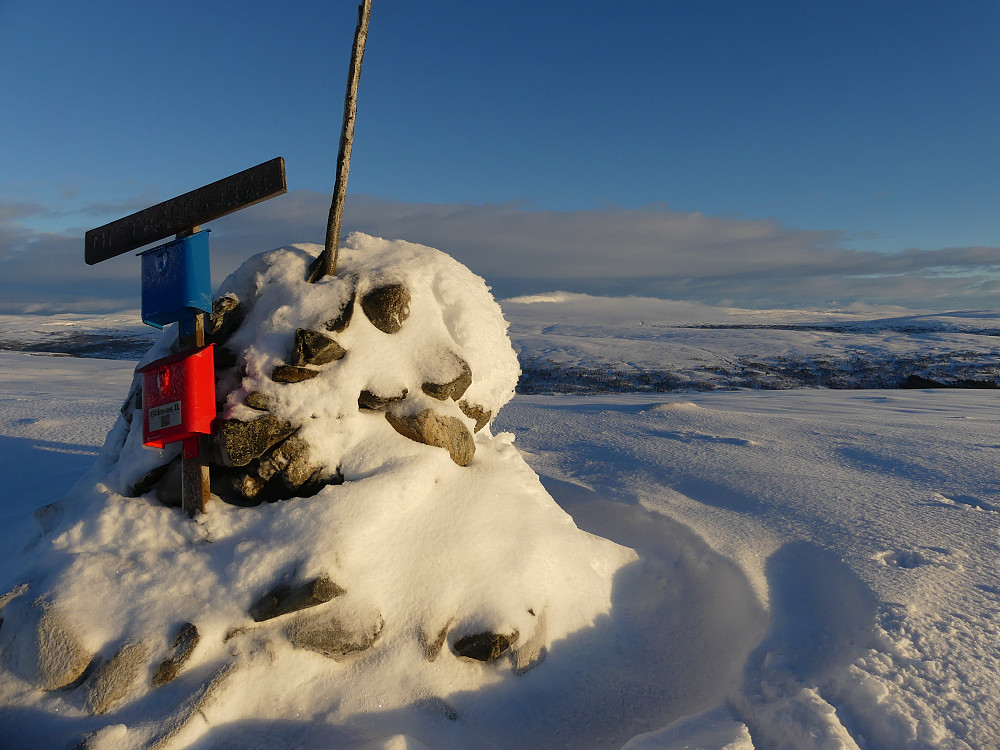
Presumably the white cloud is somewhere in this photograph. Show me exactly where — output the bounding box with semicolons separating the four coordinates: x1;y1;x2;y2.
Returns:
2;191;1000;314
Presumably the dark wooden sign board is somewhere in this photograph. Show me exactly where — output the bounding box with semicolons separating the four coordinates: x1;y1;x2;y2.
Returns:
85;156;287;264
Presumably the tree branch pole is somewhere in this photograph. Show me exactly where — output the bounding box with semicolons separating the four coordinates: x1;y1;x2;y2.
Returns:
313;0;372;282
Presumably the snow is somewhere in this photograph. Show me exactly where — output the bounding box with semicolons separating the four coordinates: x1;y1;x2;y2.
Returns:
504;292;1000;392
1;237;1000;748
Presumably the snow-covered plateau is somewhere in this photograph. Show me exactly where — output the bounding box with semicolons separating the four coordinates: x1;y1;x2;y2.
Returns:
1;235;999;749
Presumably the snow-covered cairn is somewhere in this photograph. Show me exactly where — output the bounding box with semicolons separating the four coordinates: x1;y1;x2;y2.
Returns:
0;234;634;749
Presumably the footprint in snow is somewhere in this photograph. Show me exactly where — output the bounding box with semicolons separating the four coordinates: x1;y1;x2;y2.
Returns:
876;547;967;571
932;492;1000;512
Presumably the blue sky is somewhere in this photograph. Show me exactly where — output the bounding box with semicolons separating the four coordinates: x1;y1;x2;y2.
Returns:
3;0;1000;312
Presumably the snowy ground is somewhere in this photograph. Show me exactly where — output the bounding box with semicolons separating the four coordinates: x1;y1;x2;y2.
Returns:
2;344;998;748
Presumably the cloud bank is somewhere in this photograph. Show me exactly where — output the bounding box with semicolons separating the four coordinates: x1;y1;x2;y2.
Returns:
3;191;1000;314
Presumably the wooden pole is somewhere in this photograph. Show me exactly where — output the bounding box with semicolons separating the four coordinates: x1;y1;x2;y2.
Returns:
310;0;372;283
177;226;210;517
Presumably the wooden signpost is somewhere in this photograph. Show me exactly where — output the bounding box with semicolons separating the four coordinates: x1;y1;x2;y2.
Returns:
85;157;286;264
85;158;287;517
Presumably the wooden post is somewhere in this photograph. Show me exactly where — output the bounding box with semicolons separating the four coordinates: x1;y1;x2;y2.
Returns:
309;0;372;283
176;227;210;517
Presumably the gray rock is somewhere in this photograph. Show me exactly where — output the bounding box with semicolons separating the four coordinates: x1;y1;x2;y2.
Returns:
249;576;346;622
419;618;453;663
459;400;492;433
257;435;313;489
452;630;519;662
360;283;410;334
131;459;175;498
0;598;93;690
287;609;384;660
385;409;476;466
422;357;472;402
151;622;199;688
291;328;346;367
86;640;150;714
207;293;243;343
244;391;272;411
358;388;407;411
230;472;266;501
271;364;319;383
153;459;183;507
119;376;142;425
323;294;355;333
217;416;297;468
513;610;547;675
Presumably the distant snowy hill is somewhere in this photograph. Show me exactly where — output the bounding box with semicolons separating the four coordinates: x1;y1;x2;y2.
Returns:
503;293;1000;392
5;295;1000;392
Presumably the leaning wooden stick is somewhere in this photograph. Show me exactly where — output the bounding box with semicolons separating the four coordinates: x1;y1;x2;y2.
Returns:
310;0;372;282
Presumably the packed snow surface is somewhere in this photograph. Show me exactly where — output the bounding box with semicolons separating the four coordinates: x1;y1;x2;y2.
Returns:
1;236;999;748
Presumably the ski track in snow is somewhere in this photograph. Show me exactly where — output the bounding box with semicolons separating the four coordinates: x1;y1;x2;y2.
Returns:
3;342;1000;747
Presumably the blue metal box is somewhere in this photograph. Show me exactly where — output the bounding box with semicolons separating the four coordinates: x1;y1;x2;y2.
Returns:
139;231;212;328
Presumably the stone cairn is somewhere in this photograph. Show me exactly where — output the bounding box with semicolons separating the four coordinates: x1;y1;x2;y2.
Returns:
0;259;537;730
123;278;493;508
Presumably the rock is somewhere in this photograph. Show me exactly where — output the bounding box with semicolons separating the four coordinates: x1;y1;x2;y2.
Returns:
257;435;314;489
458;400;492;433
0;598;93;690
291;328;346;367
153;459;183;507
213;344;239;373
512;611;547;675
418;618;453;663
361;284;410;334
452;630;518;662
298;467;345;498
244;391;272;411
358;388;407;411
271;364;319;383
230;472;267;502
385;409;476;466
217;416;297;468
86;640;150;714
421;357;472;401
151;623;199;688
131;459;174;498
279;436;314;488
249;576;346;622
324;294;355;333
206;293;244;343
119;376;142;425
286;609;384;660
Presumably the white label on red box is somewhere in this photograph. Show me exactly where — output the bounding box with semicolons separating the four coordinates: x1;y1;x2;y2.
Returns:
149;401;182;431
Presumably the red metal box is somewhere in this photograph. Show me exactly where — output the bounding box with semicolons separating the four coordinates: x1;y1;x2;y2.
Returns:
138;345;216;449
